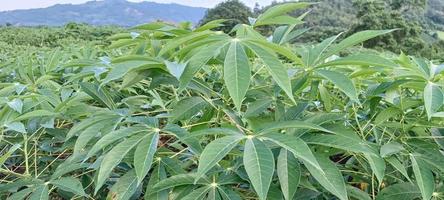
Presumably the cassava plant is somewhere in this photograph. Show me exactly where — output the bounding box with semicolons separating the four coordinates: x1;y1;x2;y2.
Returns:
1;2;444;200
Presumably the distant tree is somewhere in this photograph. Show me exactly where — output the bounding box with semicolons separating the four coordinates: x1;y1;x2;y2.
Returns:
253;3;262;17
198;0;253;33
349;0;430;57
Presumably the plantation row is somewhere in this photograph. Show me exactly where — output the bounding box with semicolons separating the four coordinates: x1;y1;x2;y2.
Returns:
1;2;444;200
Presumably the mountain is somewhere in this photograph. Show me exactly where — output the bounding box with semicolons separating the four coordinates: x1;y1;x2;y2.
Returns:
0;0;207;26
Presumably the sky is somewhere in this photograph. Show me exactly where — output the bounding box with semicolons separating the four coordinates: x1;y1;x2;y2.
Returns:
0;0;276;11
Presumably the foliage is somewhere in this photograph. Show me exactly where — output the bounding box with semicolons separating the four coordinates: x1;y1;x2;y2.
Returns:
199;0;253;33
2;2;444;200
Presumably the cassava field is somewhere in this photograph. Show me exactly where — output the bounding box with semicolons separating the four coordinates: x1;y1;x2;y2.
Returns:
1;2;444;200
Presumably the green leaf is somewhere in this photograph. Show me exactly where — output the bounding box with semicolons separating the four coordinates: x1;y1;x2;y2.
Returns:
179;41;227;90
424;82;443;120
262;133;321;171
386;157;410;181
181;186;211;200
319;54;398;68
196;135;244;181
14;110;57;121
51;162;89;180
375;107;402;125
4;122;26;134
6;188;33;200
0;144;21;166
380;142;404;158
258;120;333;135
303;34;341;67
170;97;208;122
50;177;86;197
316;69;359;102
144;164;168;200
65;113;121;141
86;126;147;159
254;2;313;26
277;149;300;200
375;183;421;200
303;133;374;155
304;155;348;200
364;153;386;184
244;42;295;103
245;98;272;118
224;40;251;111
347;186;371;200
108;170;139;200
102;60;164;85
158;31;213;57
80;82;116;109
95;132;146;193
134;132;159;184
243;138;275;200
73;123;105;156
410;155;435;200
152;174;210;193
7;98;23;114
322;29;395;59
29;185;49;200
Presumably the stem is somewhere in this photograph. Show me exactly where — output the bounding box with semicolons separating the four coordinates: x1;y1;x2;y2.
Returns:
23;134;30;175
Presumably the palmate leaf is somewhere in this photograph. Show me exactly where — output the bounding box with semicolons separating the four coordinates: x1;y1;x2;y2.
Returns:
410;155;435;200
316;69;359;102
277;149;300;200
303;155;348;200
243;138;275;200
224;40;251;111
134;132;159;184
196;135;244;181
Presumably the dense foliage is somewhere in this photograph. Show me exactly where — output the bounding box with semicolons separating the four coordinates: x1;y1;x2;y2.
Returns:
1;2;444;200
0;23;122;62
250;0;444;60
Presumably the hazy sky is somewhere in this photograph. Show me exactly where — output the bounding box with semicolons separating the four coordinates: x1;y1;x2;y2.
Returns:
0;0;276;11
